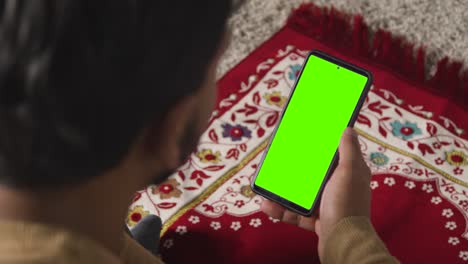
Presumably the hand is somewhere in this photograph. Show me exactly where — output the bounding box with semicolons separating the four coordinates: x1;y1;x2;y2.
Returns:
261;127;371;259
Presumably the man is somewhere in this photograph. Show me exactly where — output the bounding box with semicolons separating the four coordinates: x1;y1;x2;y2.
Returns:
0;1;398;263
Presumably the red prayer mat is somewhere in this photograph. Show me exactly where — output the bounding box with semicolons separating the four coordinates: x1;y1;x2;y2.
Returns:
128;4;468;263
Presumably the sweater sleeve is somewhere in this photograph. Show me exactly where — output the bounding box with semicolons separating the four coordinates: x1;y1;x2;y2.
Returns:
322;216;399;264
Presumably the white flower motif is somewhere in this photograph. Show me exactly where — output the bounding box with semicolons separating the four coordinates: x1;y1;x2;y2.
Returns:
163;239;174;249
431;196;442;205
269;216;280;223
384;177;395;186
210;221;221;230
175;225;187;235
370;181;379;189
448;237;460;245
442;209;454;218
460;251;468;261
422;183;433;193
188;215;200;224
230;221;242;231
249;218;262;228
404;181;416;189
445;221;457;230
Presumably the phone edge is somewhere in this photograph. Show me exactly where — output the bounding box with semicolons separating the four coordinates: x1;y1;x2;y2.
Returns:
250;49;374;217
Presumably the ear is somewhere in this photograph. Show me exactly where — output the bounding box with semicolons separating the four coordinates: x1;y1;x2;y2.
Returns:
143;96;198;171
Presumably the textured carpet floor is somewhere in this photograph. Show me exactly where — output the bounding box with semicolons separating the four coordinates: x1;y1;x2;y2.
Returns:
218;0;468;78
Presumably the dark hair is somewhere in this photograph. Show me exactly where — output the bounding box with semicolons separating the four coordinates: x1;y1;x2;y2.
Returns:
0;0;232;188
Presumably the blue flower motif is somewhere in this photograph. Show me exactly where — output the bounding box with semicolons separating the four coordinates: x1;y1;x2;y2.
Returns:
221;123;252;142
370;152;389;166
390;120;422;140
288;64;302;80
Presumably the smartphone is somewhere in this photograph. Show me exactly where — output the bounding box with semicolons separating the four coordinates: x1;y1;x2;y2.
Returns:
251;50;373;216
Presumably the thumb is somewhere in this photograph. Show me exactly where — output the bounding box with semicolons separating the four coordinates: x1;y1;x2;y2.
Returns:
338;127;363;166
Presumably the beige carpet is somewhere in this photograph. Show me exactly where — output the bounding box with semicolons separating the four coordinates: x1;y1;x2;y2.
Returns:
218;0;468;78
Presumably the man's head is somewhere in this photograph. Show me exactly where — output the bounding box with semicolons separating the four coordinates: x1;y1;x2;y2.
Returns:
0;0;233;189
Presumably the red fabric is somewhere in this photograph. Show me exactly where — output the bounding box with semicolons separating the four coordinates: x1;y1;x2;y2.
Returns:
128;4;468;264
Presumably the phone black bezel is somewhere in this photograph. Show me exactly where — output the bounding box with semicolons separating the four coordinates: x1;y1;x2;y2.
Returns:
250;50;373;216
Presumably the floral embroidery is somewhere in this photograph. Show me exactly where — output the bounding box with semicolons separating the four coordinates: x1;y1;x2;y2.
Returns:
405;181;416;189
263;91;287;108
221;124;252;141
370;181;379;189
126;205;150;227
445;221;457;230
234;200;245;208
435;157;445;165
459;251;468;261
288;64;302;80
442;209;454;218
445;185;456;193
269;216;280;223
188;215;200;224
431;196;442;205
196;149;222;164
152;179;182;200
163;239;174;249
448;237;460;245
432;142;442;149
413;169;424;176
370;152;389;166
240;185;256;198
422;183;433;193
454;167;464;175
230;221;241;231
445;151;468;166
249;218;262;228
390;120;422;140
459;200;468;210
384;177;395;186
210;221;221;230
175;225;187;235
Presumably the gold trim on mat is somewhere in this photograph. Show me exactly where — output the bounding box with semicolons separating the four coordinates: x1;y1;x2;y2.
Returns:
355;128;468;187
161;139;269;236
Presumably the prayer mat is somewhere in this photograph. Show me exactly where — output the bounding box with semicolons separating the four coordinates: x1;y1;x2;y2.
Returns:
128;3;468;263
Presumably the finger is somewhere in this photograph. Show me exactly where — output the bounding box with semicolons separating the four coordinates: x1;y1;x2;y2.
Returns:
261;200;285;220
338;127;364;166
297;215;317;232
282;210;300;225
315;219;321;236
262;200;317;232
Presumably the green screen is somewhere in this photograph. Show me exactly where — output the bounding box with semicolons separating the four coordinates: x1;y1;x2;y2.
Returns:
254;54;368;209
